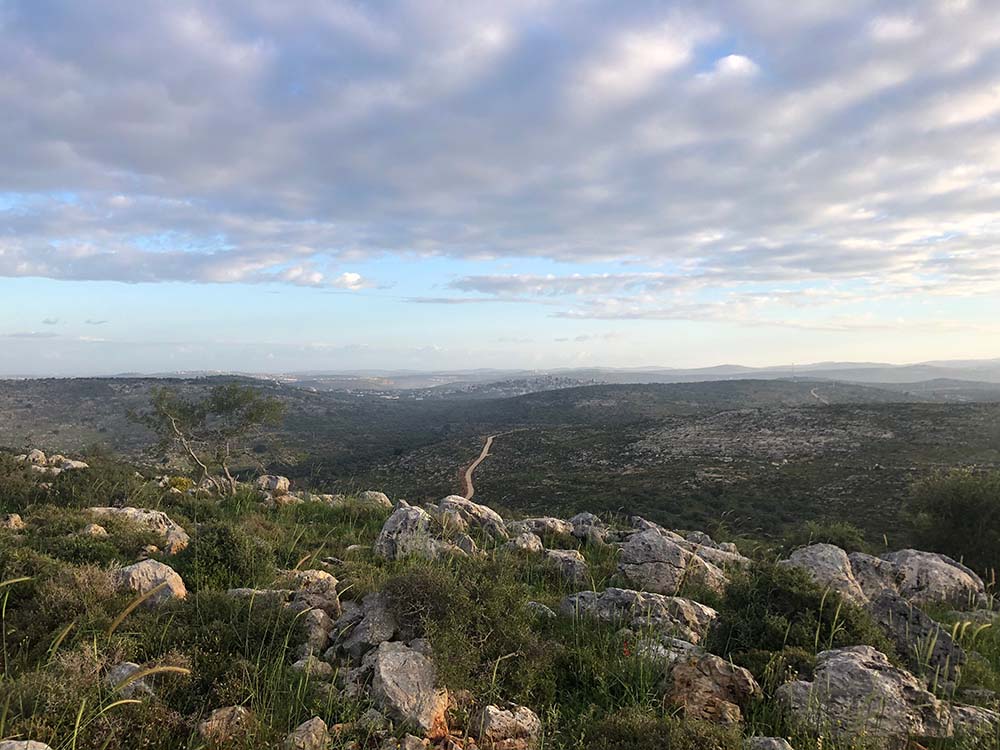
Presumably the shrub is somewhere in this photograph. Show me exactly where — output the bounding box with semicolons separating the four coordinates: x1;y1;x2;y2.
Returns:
173;522;276;591
708;562;895;669
910;469;1000;575
582;710;740;750
382;559;547;701
782;520;870;554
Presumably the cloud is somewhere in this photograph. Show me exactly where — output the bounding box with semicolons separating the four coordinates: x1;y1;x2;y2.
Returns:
2;331;60;339
85;319;108;325
42;317;59;325
0;0;997;332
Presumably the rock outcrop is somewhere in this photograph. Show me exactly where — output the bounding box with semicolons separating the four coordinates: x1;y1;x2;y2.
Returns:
374;501;461;561
257;474;291;495
784;545;986;609
560;588;717;644
0;513;25;531
368;641;449;739
112;560;187;605
868;590;965;682
437;495;508;540
618;528;729;595
283;717;329;750
544;548;589;584
87;507;190;554
780;544;867;604
508;517;574;538
666;653;761;724
359;490;394;510
777;646;953;747
331;592;399;661
470;704;542;750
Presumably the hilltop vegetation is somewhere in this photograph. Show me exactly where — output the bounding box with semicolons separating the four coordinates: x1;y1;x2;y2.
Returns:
0;444;996;749
1;377;999;548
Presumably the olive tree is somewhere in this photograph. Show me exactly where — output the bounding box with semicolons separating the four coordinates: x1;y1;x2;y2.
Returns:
134;383;286;494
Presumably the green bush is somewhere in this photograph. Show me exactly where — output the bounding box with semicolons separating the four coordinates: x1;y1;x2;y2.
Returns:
173;522;276;591
782;520;870;554
582;711;740;750
708;562;895;669
910;470;1000;575
382;559;547;701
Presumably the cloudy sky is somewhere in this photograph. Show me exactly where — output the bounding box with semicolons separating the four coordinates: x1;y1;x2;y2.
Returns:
2;0;999;374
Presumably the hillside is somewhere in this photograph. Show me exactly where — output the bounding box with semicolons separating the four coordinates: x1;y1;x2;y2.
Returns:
0;450;996;749
1;377;999;546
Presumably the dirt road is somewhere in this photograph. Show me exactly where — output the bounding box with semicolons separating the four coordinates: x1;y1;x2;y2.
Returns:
461;434;495;500
810;387;830;405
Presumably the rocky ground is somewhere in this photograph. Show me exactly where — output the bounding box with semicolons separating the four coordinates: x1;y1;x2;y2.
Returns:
0;450;997;749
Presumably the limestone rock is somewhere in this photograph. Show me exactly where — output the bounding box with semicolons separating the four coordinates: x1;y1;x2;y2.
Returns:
471;704;542;750
526;601;557;619
618;528;729;595
25;448;47;465
508;517;574;538
112;560;187;605
336;592;398;661
560;588;717;644
291;655;335;679
359;490;393;510
257;474;291;495
950;704;1000;739
284;717;328;750
298;608;334;657
869;590;965;682
284;569;342;618
880;549;986;609
666;653;761;724
745;739;794;750
0;513;25;531
780;544;867;604
777;646;953;746
81;523;108;537
569;512;608;545
106;661;154;698
198;706;253;745
437;495;508;540
368;641;448;739
544;548;589;584
0;742;54;750
374;501;458;561
87;507;190;554
506;532;544;554
848;552;901;600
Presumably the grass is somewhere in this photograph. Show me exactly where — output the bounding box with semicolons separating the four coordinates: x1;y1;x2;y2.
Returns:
0;454;997;749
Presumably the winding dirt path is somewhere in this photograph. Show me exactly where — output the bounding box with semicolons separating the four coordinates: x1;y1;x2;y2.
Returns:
810;387;830;405
461;434;496;500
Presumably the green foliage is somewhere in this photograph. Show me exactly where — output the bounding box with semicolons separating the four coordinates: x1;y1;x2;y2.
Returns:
582;711;741;750
910;469;1000;574
708;562;895;669
782;520;871;554
173;522;277;592
132;384;286;493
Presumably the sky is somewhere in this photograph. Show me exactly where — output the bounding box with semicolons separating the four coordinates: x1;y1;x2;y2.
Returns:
2;0;1000;375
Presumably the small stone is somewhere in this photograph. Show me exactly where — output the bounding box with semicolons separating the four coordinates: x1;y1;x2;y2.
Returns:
284;717;328;750
198;706;253;745
0;513;25;531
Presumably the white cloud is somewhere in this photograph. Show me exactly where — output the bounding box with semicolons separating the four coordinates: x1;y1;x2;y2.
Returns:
869;15;923;42
0;0;998;339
